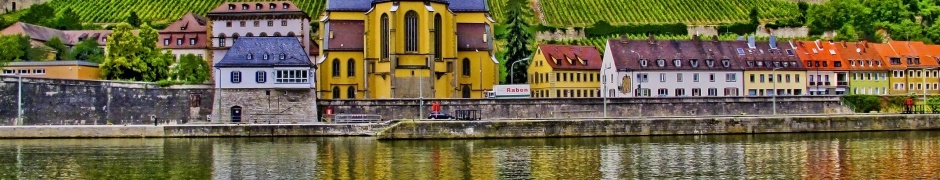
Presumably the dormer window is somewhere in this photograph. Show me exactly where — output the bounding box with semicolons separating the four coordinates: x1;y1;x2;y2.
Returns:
263;53;269;60
747;61;754;67
256;4;262;10
756;61;763;67
721;59;730;67
228;4;235;10
283;3;290;9
247;53;253;60
270;3;276;9
829;49;836;55
774;62;781;68
765;61;771;67
690;59;699;67
180;26;186;31
242;4;249;10
783;62;790;67
790;62;797;67
786;49;794;56
673;59;681;67
639;59;648;67
706;59;715;67
850;60;856;66
279;53;286;60
656;59;665;67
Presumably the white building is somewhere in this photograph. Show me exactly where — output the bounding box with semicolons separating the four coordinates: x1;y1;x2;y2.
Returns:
601;35;745;97
207;1;311;68
212;37;316;123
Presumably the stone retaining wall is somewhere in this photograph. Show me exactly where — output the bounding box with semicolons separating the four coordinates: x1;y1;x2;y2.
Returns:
0;124;383;138
376;114;940;139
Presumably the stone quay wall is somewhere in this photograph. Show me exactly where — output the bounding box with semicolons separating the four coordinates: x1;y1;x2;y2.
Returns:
0;76;214;125
0;124;383;138
376;114;940;139
320;96;852;120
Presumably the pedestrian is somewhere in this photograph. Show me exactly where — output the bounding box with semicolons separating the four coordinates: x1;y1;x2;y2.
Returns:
906;97;914;113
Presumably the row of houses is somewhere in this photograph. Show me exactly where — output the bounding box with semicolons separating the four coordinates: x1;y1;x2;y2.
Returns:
530;35;940;98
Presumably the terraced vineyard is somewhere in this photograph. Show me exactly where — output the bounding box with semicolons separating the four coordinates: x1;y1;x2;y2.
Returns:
538;0;800;26
44;0;326;23
556;34;779;54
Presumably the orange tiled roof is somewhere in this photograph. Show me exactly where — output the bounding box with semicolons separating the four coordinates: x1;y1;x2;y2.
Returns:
538;44;602;70
834;41;887;71
794;40;847;71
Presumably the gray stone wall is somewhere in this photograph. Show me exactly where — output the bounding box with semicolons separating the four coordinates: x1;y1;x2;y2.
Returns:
319;96;852;120
211;89;317;123
0;76;213;125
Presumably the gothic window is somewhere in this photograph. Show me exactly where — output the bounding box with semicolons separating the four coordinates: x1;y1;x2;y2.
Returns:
462;58;471;76
347;87;356;99
381;14;390;59
347;58;355;77
433;14;442;60
405;11;418;52
332;87;340;99
332;59;340;77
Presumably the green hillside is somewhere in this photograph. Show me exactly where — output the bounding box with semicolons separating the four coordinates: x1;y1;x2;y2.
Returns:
538;0;800;26
6;0;800;26
44;0;326;23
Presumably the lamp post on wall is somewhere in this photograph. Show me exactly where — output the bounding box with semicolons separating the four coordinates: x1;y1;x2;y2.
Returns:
773;67;782;115
17;69;22;126
509;57;532;84
603;66;610;117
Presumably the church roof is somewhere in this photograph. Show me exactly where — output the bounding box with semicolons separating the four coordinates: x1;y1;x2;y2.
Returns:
326;0;488;12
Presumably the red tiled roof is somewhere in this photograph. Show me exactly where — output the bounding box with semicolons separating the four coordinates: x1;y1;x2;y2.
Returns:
606;35;743;71
160;13;207;33
834;41;887;71
871;43;907;70
537;44;601;70
324;20;364;51
208;1;303;14
794;40;847;71
908;41;940;68
158;33;207;49
456;23;490;51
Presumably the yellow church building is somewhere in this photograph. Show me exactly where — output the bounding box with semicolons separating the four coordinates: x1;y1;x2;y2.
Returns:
318;0;499;99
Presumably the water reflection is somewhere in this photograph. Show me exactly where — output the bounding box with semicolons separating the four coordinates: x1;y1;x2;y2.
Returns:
0;131;937;179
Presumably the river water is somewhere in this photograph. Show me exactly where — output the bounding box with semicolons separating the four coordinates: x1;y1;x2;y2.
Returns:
0;131;938;179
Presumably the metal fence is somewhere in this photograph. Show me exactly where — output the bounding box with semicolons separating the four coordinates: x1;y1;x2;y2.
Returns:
902;104;940;114
325;114;384;124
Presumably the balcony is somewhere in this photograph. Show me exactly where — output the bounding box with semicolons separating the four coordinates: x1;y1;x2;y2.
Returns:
837;81;848;86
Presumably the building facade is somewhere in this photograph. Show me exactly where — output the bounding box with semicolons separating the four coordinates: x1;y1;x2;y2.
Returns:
211;37;316;123
159;12;210;62
1;61;100;80
318;0;498;99
795;40;849;95
602;35;744;98
836;41;889;95
528;44;602;98
871;41;940;95
207;1;312;71
738;36;807;96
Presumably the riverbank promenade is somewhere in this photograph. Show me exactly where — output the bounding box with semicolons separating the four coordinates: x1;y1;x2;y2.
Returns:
1;114;938;139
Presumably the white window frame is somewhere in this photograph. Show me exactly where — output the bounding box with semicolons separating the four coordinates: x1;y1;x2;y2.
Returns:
725;73;736;82
2;69;15;75
275;70;309;84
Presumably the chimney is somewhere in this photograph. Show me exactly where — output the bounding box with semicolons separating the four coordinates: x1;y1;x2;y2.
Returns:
862;40;869;48
620;33;628;43
712;35;719;42
692;34;700;42
841;40;847;48
648;33;655;44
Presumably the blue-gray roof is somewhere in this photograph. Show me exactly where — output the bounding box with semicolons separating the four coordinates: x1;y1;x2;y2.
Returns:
215;37;312;67
326;0;488;12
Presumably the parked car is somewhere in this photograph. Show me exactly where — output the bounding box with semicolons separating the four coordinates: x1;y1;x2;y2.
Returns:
428;112;455;119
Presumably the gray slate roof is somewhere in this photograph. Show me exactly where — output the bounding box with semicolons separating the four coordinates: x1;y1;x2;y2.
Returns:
215;37;312;67
326;0;488;12
7;60;99;67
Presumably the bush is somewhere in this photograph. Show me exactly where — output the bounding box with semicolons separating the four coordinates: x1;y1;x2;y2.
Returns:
842;95;883;113
156;79;185;87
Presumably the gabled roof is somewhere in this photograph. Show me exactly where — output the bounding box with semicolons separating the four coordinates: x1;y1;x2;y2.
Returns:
737;39;805;71
908;41;940;68
160;13;208;33
326;0;488;12
794;40;847;71
323;20;364;51
208;1;305;16
6;60;99;67
0;22;68;43
606;35;742;71
834;41;887;71
871;43;908;70
215;37;312;67
456;23;489;51
537;44;601;70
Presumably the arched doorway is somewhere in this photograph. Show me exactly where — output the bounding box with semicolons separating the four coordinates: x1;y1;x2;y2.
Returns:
12;2;16;11
462;85;471;98
230;106;242;122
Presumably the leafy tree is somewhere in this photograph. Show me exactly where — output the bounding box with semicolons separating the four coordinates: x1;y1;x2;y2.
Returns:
19;3;55;26
139;24;172;81
890;19;926;42
27;46;53;61
502;0;533;84
834;24;859;41
101;23;147;80
797;1;810;24
0;35;28;68
127;12;141;28
172;54;210;84
54;8;83;30
44;36;71;60
0;17;12;30
139;23;158;50
749;8;760;26
71;38;105;63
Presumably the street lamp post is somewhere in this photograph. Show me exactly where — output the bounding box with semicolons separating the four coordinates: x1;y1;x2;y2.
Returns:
772;67;782;115
17;70;22;126
603;67;610;117
509;57;531;84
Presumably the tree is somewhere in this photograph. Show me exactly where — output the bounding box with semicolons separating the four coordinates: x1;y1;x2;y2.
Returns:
172;54;210;84
44;36;71;60
139;23;158;50
0;35;28;68
749;8;760;26
127;12;141;28
54;8;83;30
20;3;55;26
138;24;172;81
71;38;105;63
797;1;810;24
502;0;533;84
834;24;859;41
101;23;148;80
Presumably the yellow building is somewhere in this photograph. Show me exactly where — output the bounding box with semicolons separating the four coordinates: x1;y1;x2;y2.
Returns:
738;39;807;96
528;44;602;98
318;0;498;99
1;61;101;80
